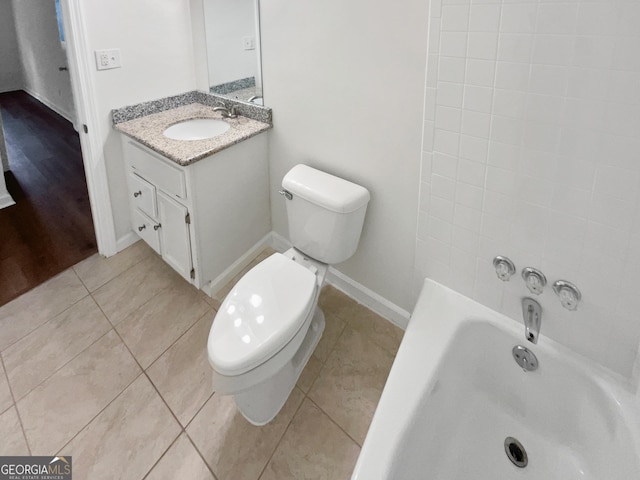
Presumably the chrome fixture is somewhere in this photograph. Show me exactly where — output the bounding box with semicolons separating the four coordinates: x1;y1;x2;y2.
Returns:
553;280;581;311
512;345;538;372
278;189;293;200
493;256;516;281
522;297;542;344
504;436;529;467
248;95;263;104
213;105;239;119
521;267;546;295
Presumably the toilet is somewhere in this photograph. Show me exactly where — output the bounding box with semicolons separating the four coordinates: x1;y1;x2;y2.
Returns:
207;164;370;425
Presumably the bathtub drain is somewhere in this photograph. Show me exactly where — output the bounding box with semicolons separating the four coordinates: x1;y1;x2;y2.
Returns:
504;437;528;468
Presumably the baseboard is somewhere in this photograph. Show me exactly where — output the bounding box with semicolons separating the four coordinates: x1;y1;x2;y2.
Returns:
115;231;139;254
202;232;274;297
0;191;16;210
268;231;410;329
22;88;74;124
326;268;411;330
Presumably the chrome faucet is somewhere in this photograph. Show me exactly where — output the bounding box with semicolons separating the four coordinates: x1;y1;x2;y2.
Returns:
213;105;239;119
521;297;542;344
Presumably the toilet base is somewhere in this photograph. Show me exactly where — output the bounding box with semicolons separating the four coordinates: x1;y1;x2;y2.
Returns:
233;307;325;426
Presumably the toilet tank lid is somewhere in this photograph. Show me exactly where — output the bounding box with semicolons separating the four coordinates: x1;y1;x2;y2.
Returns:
282;164;370;213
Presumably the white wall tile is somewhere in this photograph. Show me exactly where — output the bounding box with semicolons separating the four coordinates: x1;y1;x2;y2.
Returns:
417;0;640;378
469;4;501;32
500;3;537;34
465;59;496;87
441;5;470;32
438;56;467;83
463;85;493;113
535;3;577;35
467;33;499;60
435;105;462;132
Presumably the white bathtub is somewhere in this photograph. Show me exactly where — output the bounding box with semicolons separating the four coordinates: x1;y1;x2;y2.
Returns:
352;279;640;479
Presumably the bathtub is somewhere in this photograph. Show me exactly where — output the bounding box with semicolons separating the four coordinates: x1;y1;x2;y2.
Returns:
352;279;640;479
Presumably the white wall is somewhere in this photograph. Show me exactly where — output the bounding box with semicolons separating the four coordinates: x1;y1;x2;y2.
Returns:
11;0;74;120
0;0;22;93
79;0;198;241
260;0;429;311
204;0;259;86
417;0;640;378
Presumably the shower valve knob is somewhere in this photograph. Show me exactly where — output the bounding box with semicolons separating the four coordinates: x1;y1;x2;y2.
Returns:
522;267;547;295
493;256;516;281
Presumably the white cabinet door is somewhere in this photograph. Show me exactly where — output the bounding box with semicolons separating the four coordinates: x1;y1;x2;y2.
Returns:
157;191;193;282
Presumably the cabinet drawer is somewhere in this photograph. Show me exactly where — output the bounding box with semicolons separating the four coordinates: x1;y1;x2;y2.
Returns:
126;141;186;199
132;209;161;254
129;173;157;218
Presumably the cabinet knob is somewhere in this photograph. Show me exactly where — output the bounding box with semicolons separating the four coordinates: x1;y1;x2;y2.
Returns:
133;191;142;198
153;223;162;231
138;225;146;232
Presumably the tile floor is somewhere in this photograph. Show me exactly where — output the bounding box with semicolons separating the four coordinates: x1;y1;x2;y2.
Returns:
0;242;404;479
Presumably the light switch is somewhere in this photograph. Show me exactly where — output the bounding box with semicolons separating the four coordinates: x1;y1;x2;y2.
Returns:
94;49;122;71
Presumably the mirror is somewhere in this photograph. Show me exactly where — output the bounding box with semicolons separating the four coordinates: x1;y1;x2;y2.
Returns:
203;0;264;105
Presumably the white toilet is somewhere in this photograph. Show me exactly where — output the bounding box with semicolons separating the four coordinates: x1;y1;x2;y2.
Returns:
207;164;370;425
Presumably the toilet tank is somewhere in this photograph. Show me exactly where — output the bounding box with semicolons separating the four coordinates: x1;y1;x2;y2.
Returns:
282;164;370;264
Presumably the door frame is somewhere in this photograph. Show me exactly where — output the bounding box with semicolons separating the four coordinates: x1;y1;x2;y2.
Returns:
60;0;117;256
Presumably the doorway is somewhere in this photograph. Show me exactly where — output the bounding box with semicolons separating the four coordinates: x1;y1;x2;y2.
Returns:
0;0;98;305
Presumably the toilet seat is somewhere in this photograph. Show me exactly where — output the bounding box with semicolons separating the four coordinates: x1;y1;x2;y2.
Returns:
208;253;317;376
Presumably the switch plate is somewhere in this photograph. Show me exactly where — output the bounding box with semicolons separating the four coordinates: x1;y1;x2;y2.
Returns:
94;49;122;71
242;36;255;50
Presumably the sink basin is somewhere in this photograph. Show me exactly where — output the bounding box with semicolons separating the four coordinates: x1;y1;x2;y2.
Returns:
163;118;230;141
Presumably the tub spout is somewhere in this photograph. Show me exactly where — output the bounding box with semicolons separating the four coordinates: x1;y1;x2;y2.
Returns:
522;297;541;344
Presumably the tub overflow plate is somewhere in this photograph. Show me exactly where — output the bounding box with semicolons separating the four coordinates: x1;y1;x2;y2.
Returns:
504;437;528;468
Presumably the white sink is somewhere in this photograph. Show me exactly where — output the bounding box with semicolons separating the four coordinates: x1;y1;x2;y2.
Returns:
163;118;230;141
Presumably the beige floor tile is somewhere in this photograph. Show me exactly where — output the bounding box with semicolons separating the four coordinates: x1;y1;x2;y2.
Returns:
200;290;221;311
0;361;13;414
313;310;346;363
116;281;211;368
345;304;404;356
0;269;88;351
0;407;30;455
92;254;181;325
63;375;180;480
3;296;112;400
18;330;141;454
145;434;214;480
187;388;304;480
319;285;404;355
296;355;323;394
146;314;215;427
260;399;360;480
309;327;394;445
73;240;154;292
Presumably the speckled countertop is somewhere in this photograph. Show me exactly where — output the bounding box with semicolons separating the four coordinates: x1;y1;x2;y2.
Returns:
114;102;271;166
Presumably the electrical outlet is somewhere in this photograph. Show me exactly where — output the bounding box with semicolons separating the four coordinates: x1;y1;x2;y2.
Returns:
242;36;255;51
94;49;122;71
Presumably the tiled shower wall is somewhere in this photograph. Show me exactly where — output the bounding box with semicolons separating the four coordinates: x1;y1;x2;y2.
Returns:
416;0;640;378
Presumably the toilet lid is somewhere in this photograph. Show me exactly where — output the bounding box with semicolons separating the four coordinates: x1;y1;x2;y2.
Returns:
208;253;317;376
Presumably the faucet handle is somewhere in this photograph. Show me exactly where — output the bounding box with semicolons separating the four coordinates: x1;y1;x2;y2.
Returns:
522;267;546;295
553;280;581;311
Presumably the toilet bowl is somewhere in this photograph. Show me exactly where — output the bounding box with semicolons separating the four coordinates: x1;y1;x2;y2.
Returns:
207;164;370;425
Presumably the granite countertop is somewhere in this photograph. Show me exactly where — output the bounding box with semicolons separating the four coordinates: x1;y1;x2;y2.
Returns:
114;103;271;166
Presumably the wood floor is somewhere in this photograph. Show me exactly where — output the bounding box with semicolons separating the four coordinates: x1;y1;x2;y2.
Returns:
0;91;96;306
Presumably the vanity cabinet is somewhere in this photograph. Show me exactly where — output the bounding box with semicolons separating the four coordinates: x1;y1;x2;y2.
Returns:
121;133;270;292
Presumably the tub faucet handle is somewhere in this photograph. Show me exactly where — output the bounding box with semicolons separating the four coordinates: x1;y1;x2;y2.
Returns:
522;297;542;344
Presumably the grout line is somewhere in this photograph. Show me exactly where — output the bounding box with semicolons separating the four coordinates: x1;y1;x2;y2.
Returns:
255;388;307;480
140;433;183;480
184;412;218;480
55;370;145;455
0;290;91;354
0;355;32;455
306;396;365;448
5;320;114;403
183;390;215;431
